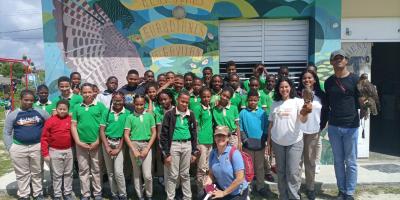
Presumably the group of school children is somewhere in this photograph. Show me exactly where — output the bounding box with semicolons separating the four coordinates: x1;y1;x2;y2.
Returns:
3;61;323;200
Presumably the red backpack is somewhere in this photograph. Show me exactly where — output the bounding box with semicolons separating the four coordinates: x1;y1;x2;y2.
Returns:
229;146;254;182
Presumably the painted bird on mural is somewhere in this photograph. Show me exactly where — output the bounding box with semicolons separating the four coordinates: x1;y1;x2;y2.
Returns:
357;73;380;119
53;0;145;90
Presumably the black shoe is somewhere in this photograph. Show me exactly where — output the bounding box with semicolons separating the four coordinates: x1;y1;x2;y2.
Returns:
119;196;128;200
33;195;44;200
306;190;316;200
64;194;75;200
175;188;183;200
257;188;271;197
53;197;62;200
111;195;119;200
18;197;30;200
345;194;355;200
336;191;346;200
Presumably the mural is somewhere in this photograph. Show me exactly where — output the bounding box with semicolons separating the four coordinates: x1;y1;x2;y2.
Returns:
42;0;341;164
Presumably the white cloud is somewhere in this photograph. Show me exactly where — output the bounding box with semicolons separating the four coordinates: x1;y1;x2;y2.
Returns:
0;0;44;68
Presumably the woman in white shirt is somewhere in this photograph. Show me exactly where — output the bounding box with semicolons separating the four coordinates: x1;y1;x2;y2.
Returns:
297;70;329;200
267;77;311;200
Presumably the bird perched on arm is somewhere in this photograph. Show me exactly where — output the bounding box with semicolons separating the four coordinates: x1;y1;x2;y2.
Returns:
357;73;380;119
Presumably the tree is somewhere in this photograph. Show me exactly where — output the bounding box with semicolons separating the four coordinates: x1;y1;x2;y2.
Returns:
0;62;25;79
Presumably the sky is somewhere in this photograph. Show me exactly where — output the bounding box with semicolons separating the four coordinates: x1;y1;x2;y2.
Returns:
0;0;44;68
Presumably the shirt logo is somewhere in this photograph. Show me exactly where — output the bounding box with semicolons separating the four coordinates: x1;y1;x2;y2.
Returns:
16;116;41;126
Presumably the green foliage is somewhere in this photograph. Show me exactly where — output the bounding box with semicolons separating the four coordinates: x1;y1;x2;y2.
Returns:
0;62;25;79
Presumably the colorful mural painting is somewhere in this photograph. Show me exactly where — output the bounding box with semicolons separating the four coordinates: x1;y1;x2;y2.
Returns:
42;0;341;163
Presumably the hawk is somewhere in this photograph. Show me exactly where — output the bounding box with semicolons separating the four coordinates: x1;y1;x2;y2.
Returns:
357;73;380;119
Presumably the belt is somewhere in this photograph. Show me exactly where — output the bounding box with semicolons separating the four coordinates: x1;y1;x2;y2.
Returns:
133;140;149;142
173;139;190;142
106;137;121;141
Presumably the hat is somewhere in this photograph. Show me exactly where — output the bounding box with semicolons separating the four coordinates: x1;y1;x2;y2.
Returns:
214;126;229;136
330;49;348;60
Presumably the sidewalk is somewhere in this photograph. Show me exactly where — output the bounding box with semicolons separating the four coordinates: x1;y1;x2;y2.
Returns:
0;153;399;199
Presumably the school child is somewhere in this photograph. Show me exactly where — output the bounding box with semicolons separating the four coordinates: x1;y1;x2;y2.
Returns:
223;60;237;85
243;64;267;92
160;91;198;200
165;71;175;85
228;73;246;110
118;69;146;110
97;76;119;109
41;100;74;200
154;90;175;183
193;87;214;198
170;75;185;100
241;77;270;111
51;76;83;115
70;72;82;95
71;83;107;200
188;77;202;112
144;82;158;113
3;90;50;200
34;84;53;114
99;92;129;200
278;65;290;79
202;67;213;88
183;72;195;91
210;75;223;107
1;93;12;115
239;90;270;196
212;87;241;148
143;70;155;83
124;95;157;200
92;85;100;99
157;73;167;88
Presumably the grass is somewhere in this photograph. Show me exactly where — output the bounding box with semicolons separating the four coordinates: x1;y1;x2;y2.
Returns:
0;109;13;177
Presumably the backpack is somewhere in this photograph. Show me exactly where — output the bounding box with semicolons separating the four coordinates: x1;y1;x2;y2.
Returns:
229;146;254;182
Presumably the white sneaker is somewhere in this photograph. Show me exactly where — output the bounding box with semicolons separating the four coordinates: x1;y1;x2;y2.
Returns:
315;165;321;174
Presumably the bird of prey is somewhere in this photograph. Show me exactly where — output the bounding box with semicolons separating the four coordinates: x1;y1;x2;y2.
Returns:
53;0;145;90
357;73;380;119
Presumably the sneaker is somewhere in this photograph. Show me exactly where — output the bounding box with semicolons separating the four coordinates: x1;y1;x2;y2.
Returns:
147;197;153;200
306;190;316;200
315;165;321;174
64;194;75;200
53;197;62;200
18;198;30;200
265;173;275;182
80;197;89;200
345;194;355;200
336;191;346;200
94;196;103;200
119;196;128;200
33;195;45;200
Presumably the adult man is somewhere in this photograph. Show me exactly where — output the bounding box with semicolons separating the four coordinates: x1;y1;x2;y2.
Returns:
325;50;359;200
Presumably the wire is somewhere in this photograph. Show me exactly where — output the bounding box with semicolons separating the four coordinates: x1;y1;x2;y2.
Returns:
0;28;43;34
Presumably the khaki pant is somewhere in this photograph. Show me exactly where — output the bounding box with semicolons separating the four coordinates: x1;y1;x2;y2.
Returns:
316;134;322;164
303;133;319;191
49;148;73;197
9;143;43;198
102;143;126;197
166;141;192;200
196;144;212;192
76;144;102;197
243;147;265;191
129;141;153;198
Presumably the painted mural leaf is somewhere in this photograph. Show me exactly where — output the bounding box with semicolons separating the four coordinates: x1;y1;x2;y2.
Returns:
53;0;145;90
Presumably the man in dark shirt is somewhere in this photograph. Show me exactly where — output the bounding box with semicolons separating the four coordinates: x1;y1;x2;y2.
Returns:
325;50;359;200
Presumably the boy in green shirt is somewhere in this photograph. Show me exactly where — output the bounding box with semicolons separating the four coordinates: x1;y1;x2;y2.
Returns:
212;87;241;149
124;95;156;200
51;76;83;115
243;64;267;92
71;83;106;200
160;91;198;200
189;77;202;112
99;91;129;199
228;73;246;110
241;77;271;111
34;84;53;114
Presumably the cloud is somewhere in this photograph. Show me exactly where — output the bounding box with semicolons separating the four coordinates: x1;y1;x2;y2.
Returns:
0;0;44;68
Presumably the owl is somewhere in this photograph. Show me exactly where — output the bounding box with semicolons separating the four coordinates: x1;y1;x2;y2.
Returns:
357;73;380;119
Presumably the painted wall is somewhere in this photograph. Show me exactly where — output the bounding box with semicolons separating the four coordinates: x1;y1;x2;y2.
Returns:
42;0;341;92
343;0;400;18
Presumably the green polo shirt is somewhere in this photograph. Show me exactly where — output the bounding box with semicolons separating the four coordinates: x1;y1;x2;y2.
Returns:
189;94;201;112
240;90;270;110
194;105;213;144
212;104;239;132
125;112;155;141
230;89;246;109
72;101;106;143
52;94;83;114
100;108;131;139
34;100;53;114
210;91;221;108
243;77;266;92
173;109;191;140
